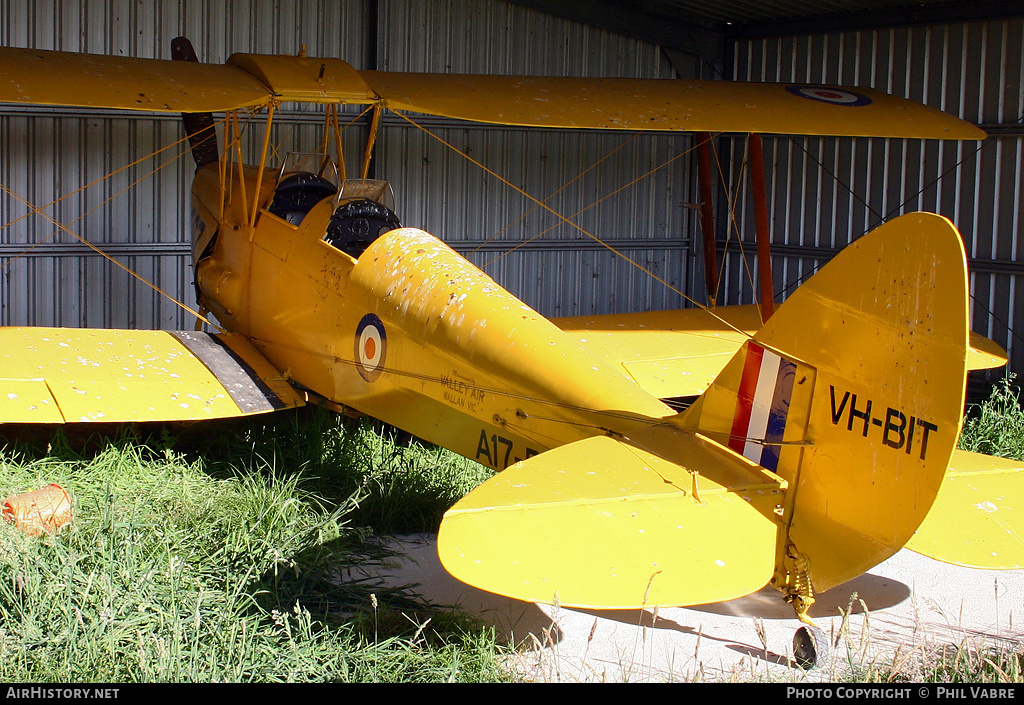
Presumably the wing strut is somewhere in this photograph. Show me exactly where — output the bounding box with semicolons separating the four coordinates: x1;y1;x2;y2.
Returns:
749;134;775;321
696;132;719;305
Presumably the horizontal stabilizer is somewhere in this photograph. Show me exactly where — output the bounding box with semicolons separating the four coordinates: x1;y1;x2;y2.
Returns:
969;331;1010;370
553;306;1005;401
438;434;783;609
0;328;302;423
552;305;761;398
907;450;1024;569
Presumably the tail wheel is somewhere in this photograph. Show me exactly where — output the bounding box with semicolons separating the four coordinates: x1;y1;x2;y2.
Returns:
793;625;830;669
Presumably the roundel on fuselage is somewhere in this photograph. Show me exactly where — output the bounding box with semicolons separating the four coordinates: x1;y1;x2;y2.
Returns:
355;313;387;382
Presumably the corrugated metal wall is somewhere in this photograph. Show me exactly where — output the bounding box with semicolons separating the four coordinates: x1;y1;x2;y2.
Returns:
3;1;1019;376
375;0;699;315
730;19;1024;375
0;0;373;329
0;0;701;332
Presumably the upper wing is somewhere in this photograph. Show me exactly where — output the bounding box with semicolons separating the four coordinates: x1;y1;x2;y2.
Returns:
0;327;303;423
553;305;1007;401
0;47;272;112
0;46;984;139
361;72;986;139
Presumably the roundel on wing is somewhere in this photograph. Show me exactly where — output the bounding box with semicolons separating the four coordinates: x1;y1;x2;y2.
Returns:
785;85;872;107
355;313;387;382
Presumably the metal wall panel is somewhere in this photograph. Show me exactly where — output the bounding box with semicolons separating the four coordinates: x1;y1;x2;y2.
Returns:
375;118;697;316
376;0;695;318
1;0;370;64
1;0;698;334
730;19;1024;374
0;0;374;330
379;0;677;77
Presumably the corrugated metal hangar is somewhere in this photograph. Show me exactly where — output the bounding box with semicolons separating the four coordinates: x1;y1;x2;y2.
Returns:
1;0;1022;376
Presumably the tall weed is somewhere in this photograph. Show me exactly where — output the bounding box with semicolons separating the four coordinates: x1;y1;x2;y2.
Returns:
958;374;1024;460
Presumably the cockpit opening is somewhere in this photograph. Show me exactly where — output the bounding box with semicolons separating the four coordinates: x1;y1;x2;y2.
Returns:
324;179;402;258
268;152;340;225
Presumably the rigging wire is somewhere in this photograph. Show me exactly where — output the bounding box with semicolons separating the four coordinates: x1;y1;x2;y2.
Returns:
392;109;754;340
776;133;999;298
1;141;196;271
1;182;220;329
771;129;1024;353
470;133;640;258
0;117;232;330
0;115;229;236
483;137;693;268
709;136;761;317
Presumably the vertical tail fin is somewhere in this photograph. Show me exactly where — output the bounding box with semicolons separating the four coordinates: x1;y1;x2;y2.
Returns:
678;212;970;592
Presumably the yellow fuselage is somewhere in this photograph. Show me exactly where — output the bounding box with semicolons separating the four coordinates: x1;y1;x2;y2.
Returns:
191;163;672;471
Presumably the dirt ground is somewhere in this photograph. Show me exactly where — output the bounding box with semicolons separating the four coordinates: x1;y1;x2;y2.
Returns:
368;534;1024;682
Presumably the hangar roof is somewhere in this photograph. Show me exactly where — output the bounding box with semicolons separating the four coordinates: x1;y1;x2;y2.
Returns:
510;0;1024;61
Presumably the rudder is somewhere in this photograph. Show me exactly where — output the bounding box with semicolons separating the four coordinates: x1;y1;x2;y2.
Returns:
679;212;970;598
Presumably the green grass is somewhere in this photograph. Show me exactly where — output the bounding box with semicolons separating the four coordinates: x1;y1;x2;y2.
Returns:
4;376;1024;683
958;374;1024;460
0;408;508;682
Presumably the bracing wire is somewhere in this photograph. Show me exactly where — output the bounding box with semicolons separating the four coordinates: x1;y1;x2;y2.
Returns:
393;109;755;339
1;181;220;329
0;115;230;240
471;133;640;259
0;119;233;330
771;128;1024;353
0;124;223;273
709;136;762;315
482;136;691;269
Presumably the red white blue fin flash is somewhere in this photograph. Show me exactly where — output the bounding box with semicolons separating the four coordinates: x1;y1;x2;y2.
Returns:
729;341;797;471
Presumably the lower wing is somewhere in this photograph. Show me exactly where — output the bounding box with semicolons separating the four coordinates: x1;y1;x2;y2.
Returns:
908;449;1024;569
553;305;1007;401
0;327;303;423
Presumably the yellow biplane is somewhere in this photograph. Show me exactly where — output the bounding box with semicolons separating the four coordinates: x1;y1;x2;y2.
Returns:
1;39;1021;666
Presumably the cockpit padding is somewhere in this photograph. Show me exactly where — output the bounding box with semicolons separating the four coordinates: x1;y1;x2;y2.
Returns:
324;199;402;258
268;172;338;225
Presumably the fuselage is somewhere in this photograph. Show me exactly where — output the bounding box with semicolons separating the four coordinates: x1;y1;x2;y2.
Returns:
191;162;673;469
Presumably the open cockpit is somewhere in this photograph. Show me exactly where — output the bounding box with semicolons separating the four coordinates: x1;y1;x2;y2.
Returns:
266;152;402;259
268;152;340;225
323;179;402;258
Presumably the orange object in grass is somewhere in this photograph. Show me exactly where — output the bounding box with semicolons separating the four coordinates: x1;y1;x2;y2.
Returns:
2;484;72;536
